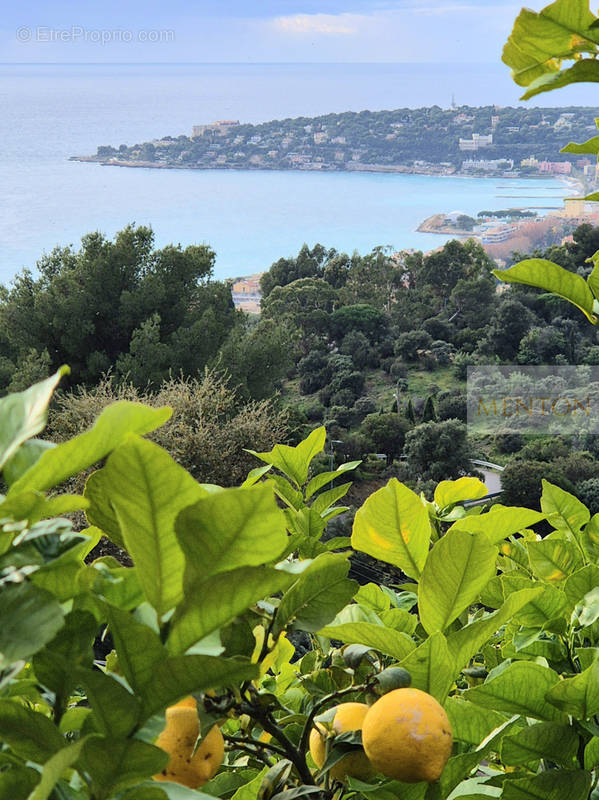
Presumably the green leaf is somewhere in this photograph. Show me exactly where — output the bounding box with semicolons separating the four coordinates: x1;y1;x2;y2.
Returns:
541;480;590;538
521;59;599;99
247;427;326;488
574;586;599;627
102;603;168;694
446;587;544;672
0;699;65;762
318;620;416;661
584;737;599;770
492;260;598;323
464;661;565;721
444;696;508;746
77;667;140;737
527;538;583;583
27;737;90;800
448;506;547;545
0;367;67;471
546;660;599;718
231;768;269;800
274;553;357;637
512;582;568;628
434;477;488;509
9;401;171;495
0;766;40;800
31;528;102;601
502;0;599;87
310;483;352;516
563;134;599;155
176;484;288;583
140;655;258;720
122;783;218;800
3;439;56;486
78;736;169;798
399;632;455;702
305;461;360;499
32;610;97;701
501;721;578;767
351;478;431;580
0;582;64;671
86;436;205;615
501;769;591;800
418;529;497;635
439;716;519;798
168;566;296;654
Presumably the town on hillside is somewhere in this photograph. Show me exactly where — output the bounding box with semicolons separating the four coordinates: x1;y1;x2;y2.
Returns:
78;104;599;180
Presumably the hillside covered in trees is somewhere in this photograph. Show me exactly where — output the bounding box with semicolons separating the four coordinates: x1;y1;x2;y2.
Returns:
85;105;599;172
4;223;599;510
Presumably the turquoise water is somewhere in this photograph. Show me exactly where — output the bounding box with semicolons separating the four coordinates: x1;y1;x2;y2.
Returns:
0;63;568;283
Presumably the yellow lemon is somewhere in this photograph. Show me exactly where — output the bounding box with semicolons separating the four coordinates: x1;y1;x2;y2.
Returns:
154;697;224;788
362;688;452;783
309;702;376;782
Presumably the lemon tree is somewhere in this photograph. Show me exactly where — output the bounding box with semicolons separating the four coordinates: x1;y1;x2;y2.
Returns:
2;372;599;799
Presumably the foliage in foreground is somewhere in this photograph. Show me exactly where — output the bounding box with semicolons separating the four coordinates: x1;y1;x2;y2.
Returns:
3;373;599;798
498;0;599;316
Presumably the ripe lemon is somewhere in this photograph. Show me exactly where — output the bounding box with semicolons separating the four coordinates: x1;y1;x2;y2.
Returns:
154;696;224;788
309;702;376;782
362;688;452;783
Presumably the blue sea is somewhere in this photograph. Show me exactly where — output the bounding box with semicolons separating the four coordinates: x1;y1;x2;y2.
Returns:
0;63;574;284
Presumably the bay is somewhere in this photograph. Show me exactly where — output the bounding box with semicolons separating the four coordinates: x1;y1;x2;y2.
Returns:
0;63;567;284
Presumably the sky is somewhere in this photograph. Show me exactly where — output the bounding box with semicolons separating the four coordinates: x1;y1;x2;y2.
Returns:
1;0;548;64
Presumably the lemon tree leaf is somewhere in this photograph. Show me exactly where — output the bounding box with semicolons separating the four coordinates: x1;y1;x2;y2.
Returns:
502;0;599;87
247;427;326;488
0;582;64;671
444;697;508;746
562;134;599;155
521;59;599;99
501;769;591;800
168;566;297;654
274;553;357;637
27;736;91;800
464;662;566;721
77;668;140;738
176;484;288;583
446;587;544;672
546;660;599;718
351;478;431;580
541;480;590;538
10;401;171;495
448;506;546;544
492;260;597;323
1;766;40;800
564;565;599;608
0;367;67;471
501;722;578;767
101;603;167;694
318;620;416;661
78;737;169;798
418;529;497;635
527;538;583;583
399;631;455;703
434;477;488;509
305;461;361;499
140;655;258;719
0;700;65;762
86;436;205;616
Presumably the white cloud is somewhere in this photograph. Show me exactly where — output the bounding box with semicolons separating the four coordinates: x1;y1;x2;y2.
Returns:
270;13;359;36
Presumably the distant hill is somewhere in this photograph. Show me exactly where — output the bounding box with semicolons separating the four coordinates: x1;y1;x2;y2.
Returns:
80;105;599;174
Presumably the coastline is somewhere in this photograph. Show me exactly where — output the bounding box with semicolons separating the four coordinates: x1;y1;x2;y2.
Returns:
69;155;585;190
